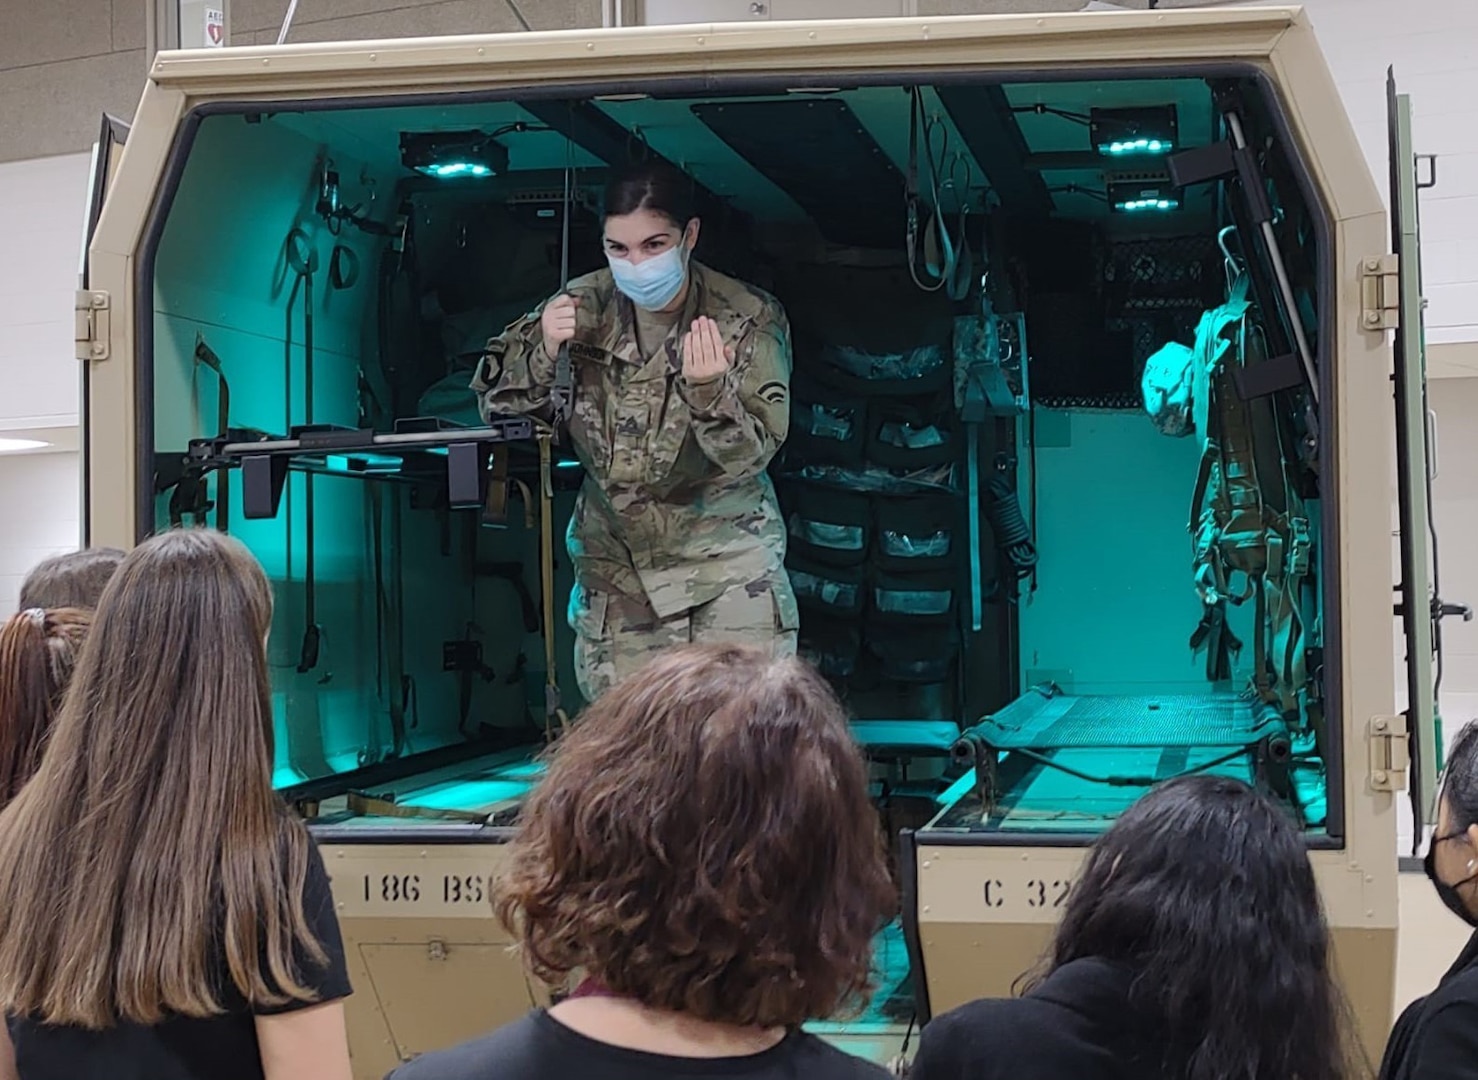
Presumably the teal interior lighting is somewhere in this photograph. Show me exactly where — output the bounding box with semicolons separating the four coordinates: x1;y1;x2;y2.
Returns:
1108;180;1181;213
400;130;509;180
1091;106;1178;157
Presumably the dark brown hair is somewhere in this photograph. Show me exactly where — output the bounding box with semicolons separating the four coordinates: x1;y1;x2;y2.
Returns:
0;528;326;1029
0;607;91;806
494;644;896;1028
18;548;124;611
603;160;697;229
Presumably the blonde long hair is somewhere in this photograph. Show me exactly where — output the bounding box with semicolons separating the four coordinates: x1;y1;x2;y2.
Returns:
0;529;325;1029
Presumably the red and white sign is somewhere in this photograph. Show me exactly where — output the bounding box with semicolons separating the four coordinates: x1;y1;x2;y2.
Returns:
205;8;225;47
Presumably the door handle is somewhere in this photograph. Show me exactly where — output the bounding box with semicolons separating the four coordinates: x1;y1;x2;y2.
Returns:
1427;407;1439;480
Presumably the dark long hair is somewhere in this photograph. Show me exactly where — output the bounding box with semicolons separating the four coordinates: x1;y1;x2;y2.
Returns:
603;161;697;229
1037;775;1351;1080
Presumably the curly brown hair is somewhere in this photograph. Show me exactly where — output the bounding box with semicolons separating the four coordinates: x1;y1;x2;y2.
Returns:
493;644;897;1029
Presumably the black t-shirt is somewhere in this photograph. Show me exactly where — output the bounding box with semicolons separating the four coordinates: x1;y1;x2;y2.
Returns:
1380;931;1478;1080
386;1010;894;1080
7;840;351;1080
908;959;1155;1080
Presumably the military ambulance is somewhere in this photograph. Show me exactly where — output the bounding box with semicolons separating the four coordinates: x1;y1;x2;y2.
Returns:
80;8;1446;1074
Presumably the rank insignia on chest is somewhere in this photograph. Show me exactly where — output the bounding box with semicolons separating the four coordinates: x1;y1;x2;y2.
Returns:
569;342;611;366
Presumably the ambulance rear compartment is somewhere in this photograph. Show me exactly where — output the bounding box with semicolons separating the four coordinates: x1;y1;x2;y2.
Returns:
126;33;1345;1067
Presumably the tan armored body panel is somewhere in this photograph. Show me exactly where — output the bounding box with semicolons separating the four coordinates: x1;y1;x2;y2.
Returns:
81;8;1433;1075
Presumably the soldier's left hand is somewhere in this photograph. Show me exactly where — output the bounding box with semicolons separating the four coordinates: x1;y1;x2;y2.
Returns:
682;317;733;382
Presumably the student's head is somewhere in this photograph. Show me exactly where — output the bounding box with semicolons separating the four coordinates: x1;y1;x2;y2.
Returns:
602;161;700;311
0;528;326;1029
495;644;896;1028
1044;775;1349;1080
0;607;90;806
17;547;124;611
1425;720;1478;925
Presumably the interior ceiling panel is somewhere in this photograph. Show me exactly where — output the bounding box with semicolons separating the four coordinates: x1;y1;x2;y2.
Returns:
598;86;983;241
692;98;907;249
270;102;608;175
266;76;1216;227
592;94;808;222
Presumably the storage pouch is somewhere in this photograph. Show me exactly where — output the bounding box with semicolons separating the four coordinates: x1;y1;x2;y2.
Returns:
787;557;866;618
819;342;952;398
780;482;871;567
873;492;960;572
865;622;960;683
867;400;958;470
798;614;863;680
789;368;869;466
871;568;958;625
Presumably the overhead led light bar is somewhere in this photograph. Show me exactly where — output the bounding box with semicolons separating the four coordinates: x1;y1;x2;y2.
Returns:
1091;106;1178;158
1107;180;1181;213
400;130;510;180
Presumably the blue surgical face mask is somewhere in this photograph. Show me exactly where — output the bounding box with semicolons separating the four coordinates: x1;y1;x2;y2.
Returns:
607;241;689;312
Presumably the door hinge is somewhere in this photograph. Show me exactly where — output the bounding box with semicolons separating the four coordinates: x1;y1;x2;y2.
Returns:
74;290;111;361
1360;255;1400;331
1369;714;1410;792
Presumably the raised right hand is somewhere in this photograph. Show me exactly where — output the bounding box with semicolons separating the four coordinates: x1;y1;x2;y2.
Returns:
540;294;579;362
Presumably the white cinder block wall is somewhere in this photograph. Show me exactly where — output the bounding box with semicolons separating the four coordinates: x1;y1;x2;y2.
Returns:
0;152;90;612
0;452;81;613
1285;0;1478;347
1272;0;1478;850
0;153;89;430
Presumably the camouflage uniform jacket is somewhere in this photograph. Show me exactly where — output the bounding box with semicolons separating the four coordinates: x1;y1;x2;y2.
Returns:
473;261;794;620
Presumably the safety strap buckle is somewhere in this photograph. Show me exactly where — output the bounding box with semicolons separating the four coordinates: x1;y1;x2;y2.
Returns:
1287;517;1312;577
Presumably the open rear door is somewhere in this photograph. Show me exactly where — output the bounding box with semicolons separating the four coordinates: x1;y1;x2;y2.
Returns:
1388;71;1453;840
77;114;131;545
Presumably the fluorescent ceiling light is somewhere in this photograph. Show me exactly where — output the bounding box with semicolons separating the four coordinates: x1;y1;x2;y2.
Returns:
0;438;50;453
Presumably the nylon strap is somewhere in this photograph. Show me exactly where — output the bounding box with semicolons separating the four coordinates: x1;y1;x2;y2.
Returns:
967;422;983;631
1187;268;1312;713
538;432;569;739
482;445;510;525
550;134;576;432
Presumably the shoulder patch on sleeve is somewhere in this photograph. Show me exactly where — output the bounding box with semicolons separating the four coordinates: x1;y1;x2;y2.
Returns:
757;380;788;406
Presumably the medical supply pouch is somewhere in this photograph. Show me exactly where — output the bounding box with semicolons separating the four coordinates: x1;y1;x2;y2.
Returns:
787;556;866;618
820;342;952;398
870;567;958;625
867;399;958;470
789;367;869;466
798;614;863;679
865;621;960;684
780;482;871;567
873;492;958;573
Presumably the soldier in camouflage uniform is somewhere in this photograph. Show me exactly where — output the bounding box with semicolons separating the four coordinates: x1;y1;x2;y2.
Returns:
473;163;797;702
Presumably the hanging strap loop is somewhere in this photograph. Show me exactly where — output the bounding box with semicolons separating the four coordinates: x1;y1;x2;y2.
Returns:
538;431;571;740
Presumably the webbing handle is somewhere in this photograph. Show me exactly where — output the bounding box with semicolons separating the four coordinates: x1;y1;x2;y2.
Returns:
537;433;569;738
